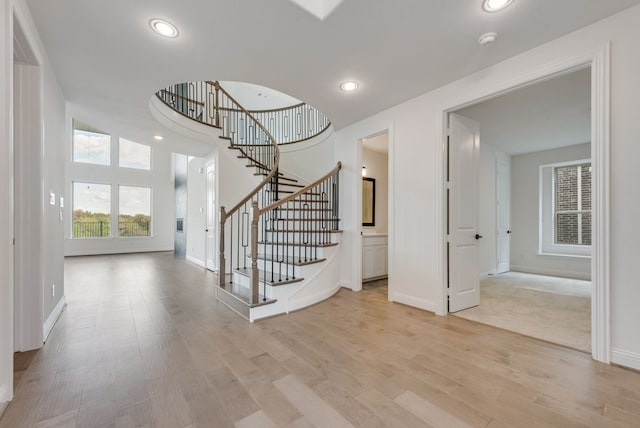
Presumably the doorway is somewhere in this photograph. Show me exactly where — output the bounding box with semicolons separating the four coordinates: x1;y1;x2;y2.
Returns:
360;131;390;295
444;64;603;356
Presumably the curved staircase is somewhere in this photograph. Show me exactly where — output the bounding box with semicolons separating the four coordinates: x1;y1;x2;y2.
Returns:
156;81;341;321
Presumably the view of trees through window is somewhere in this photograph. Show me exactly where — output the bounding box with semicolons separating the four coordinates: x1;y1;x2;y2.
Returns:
119;186;151;237
554;163;591;245
71;120;154;239
73;182;111;238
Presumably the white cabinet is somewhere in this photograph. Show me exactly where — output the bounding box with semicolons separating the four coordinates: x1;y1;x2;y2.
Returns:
362;234;388;281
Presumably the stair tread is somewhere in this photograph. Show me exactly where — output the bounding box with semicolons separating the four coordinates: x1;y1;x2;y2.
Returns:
233;268;304;286
217;282;276;308
258;241;339;248
254;173;299;183
266;229;343;233
250;254;326;266
274;207;334;211
274;218;340;221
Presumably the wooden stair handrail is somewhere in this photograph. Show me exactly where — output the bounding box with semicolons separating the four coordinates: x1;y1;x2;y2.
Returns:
215;82;280;219
259;162;342;215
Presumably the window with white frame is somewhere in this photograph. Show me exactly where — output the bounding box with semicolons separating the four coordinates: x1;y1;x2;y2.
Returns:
539;159;591;257
119;186;152;237
554;163;591;246
119;138;151;170
73;121;111;166
72;182;112;238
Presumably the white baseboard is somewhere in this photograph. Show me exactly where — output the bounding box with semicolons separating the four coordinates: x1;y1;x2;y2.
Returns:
611;348;640;371
186;255;205;268
389;291;436;313
0;383;10;415
510;265;591;281
288;281;341;313
43;295;67;342
339;280;352;290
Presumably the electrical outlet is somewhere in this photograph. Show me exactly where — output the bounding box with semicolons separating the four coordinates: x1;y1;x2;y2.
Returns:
52;283;55;298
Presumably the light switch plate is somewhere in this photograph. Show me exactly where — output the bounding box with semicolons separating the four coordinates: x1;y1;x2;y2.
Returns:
49;192;56;205
59;197;64;208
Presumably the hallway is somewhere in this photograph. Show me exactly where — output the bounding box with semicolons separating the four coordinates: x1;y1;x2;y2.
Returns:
1;253;639;427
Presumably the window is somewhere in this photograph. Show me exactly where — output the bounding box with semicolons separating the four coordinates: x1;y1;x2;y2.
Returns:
539;159;591;257
119;138;151;170
72;182;111;238
554;163;591;245
119;186;151;237
73;121;111;166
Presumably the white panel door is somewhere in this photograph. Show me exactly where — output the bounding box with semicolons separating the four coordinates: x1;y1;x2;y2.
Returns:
496;159;510;274
205;164;216;271
448;113;480;313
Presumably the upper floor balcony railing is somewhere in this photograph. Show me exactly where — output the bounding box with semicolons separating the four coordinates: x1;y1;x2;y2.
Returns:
156;81;331;145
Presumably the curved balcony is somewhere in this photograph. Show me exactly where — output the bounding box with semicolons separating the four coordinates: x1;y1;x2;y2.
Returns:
155;81;331;146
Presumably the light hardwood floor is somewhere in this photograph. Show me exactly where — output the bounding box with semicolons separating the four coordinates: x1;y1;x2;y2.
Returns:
1;253;639;427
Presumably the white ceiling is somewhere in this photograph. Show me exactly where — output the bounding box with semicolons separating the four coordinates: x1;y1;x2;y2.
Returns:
25;0;640;153
456;67;591;155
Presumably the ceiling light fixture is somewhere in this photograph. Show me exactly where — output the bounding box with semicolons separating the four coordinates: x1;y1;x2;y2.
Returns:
154;135;164;140
482;0;514;12
340;81;359;92
149;19;179;38
478;32;498;46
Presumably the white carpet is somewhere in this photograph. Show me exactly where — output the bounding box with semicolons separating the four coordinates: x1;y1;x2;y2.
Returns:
453;272;591;353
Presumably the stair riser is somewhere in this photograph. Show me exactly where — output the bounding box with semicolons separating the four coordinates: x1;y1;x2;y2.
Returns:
262;231;339;246
264;211;337;220
255;244;330;259
262;219;339;230
231;270;301;292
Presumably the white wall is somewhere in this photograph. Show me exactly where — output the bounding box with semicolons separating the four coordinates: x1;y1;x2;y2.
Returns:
186;156;208;267
510;143;591;279
0;0;13;406
1;0;67;405
64;112;175;255
335;4;640;367
362;148;388;234
280;133;336;182
475;140;509;276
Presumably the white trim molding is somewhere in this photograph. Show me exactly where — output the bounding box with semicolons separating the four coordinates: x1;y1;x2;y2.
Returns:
186;255;205;268
389;292;436;313
611;348;640;371
43;296;67;342
436;43;611;363
589;43;611;364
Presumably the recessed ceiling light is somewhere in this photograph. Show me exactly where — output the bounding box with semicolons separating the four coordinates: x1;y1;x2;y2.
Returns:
154;135;164;140
482;0;514;12
340;81;359;92
149;19;179;38
478;32;498;46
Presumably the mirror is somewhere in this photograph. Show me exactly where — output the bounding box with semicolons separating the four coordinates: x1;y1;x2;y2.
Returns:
362;177;375;226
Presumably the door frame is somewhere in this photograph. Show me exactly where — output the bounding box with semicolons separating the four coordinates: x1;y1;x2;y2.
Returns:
354;124;395;295
13;11;44;353
205;158;217;271
495;157;510;274
436;44;611;363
